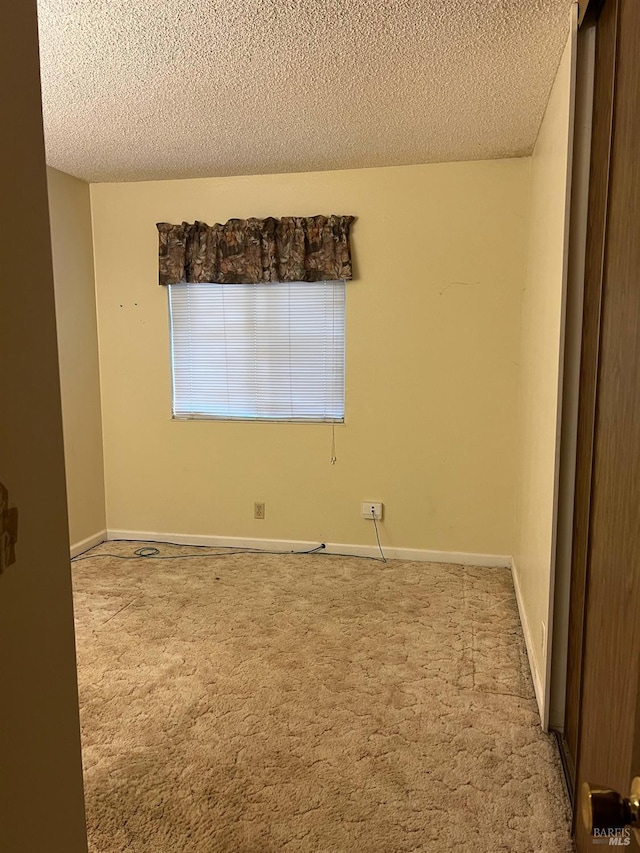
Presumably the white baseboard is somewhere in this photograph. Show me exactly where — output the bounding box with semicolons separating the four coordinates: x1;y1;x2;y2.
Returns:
70;529;107;558
106;529;511;568
511;557;545;725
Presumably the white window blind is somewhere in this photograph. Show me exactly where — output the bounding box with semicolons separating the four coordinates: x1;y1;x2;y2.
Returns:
168;280;345;422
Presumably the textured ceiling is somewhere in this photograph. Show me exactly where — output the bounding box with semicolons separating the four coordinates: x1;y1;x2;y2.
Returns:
37;0;574;183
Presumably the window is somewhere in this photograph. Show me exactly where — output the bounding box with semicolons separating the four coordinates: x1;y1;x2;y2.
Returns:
168;280;345;422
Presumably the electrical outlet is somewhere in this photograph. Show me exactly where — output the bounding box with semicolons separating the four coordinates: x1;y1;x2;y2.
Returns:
361;501;383;520
541;621;547;658
254;502;265;520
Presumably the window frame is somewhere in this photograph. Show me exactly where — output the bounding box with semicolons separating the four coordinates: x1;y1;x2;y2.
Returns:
167;279;346;424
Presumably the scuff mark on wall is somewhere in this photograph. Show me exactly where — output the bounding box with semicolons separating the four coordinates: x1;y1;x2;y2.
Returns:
437;280;478;296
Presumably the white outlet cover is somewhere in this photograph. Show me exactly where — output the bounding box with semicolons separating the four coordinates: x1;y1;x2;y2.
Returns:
361;502;383;520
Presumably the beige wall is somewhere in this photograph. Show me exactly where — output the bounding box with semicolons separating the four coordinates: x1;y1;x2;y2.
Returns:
48;167;106;551
514;21;576;724
0;3;88;851
92;159;528;555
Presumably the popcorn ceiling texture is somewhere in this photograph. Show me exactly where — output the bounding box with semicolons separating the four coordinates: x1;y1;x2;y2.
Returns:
74;543;573;851
37;0;574;183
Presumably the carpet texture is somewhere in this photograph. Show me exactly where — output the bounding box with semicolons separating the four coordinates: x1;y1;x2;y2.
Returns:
73;542;573;852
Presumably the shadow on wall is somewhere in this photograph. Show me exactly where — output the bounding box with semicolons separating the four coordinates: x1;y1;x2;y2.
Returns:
0;481;18;571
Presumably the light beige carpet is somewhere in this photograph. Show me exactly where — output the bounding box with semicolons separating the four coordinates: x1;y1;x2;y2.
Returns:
73;542;573;852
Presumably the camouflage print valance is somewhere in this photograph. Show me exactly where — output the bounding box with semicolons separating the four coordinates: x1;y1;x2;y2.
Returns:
156;215;355;285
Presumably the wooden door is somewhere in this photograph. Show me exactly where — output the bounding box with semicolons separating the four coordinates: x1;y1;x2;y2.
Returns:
570;0;640;848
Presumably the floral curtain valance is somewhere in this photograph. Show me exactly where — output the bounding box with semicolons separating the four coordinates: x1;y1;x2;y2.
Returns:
156;215;355;286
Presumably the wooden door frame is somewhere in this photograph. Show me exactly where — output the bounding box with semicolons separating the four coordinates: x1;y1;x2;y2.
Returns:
550;5;596;741
558;0;618;803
